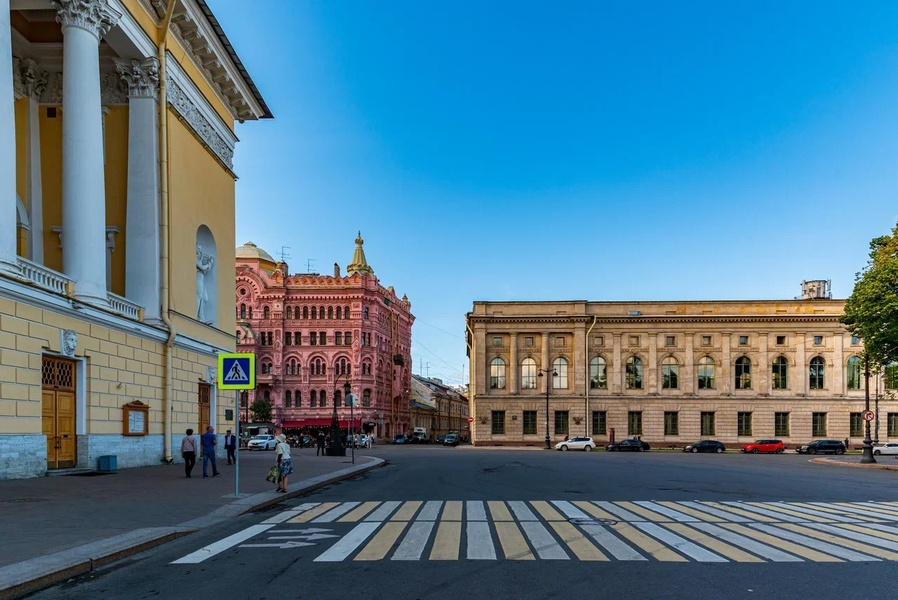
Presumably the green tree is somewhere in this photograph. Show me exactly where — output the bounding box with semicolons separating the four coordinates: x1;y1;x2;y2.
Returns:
250;397;272;422
841;221;898;369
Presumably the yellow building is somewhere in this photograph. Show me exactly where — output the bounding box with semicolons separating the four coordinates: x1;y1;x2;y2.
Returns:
1;0;270;478
467;282;895;448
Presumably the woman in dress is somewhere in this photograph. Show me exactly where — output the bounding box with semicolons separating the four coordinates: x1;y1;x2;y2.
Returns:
275;434;294;493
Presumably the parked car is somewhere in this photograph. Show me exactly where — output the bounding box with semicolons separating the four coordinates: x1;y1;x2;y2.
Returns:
555;437;596;452
443;433;460;446
873;443;898;456
799;439;846;455
392;435;407;444
606;438;651;452
247;434;277;451
740;439;784;454
437;434;447;444
683;440;726;453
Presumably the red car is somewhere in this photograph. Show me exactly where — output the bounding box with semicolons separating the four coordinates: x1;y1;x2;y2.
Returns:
741;439;784;454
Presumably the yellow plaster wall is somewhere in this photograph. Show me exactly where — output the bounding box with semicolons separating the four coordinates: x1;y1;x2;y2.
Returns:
167;110;237;338
103;106;129;296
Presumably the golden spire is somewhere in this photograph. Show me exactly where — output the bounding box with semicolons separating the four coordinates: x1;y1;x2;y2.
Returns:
347;231;374;276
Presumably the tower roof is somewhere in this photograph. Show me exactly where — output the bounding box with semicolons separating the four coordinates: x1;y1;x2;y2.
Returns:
236;241;275;264
346;232;375;276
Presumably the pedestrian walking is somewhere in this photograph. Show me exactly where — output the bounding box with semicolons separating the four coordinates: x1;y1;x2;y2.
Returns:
224;429;237;465
316;431;326;456
181;428;197;478
201;426;221;478
275;434;294;493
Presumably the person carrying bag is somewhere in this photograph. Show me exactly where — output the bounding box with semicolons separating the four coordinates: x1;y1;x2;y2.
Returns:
274;434;294;493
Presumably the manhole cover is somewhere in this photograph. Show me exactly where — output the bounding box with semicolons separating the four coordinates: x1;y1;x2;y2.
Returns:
569;517;617;526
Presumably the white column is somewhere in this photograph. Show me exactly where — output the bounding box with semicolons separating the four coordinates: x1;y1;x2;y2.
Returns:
53;0;121;303
0;0;19;274
20;59;47;263
116;57;160;321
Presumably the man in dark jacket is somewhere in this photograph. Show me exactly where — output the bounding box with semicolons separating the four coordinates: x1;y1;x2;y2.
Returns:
316;431;326;456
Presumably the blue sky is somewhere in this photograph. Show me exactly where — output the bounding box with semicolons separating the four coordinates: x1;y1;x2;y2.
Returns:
213;1;898;386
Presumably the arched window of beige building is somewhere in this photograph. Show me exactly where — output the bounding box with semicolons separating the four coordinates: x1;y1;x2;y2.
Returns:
772;356;788;390
626;356;643;389
661;357;678;389
735;357;752;389
553;357;568;388
490;358;506;389
697;356;715;389
521;358;537;389
809;356;825;390
846;356;862;390
589;357;607;389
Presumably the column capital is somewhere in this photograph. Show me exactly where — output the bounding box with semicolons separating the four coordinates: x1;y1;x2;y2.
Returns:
52;0;121;39
19;59;49;99
115;58;159;99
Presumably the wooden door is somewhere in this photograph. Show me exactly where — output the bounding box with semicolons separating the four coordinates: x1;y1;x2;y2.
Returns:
198;383;211;433
42;357;77;469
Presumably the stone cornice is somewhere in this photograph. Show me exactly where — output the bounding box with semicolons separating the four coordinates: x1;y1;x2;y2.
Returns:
167;76;234;171
468;315;845;325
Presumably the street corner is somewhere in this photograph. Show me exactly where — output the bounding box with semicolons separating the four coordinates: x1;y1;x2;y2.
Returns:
808;456;898;470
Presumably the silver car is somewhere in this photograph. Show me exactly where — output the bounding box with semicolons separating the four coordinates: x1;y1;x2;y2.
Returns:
873;443;898;456
554;437;596;452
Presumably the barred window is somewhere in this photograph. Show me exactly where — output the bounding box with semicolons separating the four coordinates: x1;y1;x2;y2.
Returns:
592;411;607;435
775;412;789;437
491;411;506;435
664;412;678;436
737;412;752;437
554;411;569;435
522;411;537;435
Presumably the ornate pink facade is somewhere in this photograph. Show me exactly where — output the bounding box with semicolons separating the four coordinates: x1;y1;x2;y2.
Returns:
235;235;414;438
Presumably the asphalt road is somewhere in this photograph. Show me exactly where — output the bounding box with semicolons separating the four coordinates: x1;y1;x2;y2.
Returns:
32;446;898;600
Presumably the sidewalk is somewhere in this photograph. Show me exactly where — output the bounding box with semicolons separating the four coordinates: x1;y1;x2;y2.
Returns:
0;449;384;600
809;454;898;471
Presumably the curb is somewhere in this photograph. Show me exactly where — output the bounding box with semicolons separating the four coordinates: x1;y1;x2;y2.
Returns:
0;457;385;600
808;457;898;471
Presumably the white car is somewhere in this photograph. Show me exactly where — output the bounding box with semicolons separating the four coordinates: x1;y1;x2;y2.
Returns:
554;437;596;452
247;434;277;450
873;443;898;456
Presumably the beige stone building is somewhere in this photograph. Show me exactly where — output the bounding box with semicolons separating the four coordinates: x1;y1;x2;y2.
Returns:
466;283;895;448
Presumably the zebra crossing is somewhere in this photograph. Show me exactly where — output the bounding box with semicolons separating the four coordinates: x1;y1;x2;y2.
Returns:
171;499;898;565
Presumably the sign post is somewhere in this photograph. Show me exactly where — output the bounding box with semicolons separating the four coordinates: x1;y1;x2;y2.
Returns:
218;353;255;497
863;410;875;422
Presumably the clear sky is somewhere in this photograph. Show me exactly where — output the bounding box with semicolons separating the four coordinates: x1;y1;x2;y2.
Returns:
212;0;898;387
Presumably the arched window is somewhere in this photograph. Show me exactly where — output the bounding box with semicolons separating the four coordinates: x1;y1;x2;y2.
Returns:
809;357;825;389
626;356;643;389
263;306;270;319
772;356;788;390
311;307;317;319
847;356;862;390
303;306;308;319
320;306;325;320
345;306;350;319
319;390;327;408
363;389;371;407
661;356;678;389
363;307;369;320
735;357;752;389
294;390;301;407
290;359;297;375
239;304;246;319
490;358;506;389
309;390;317;407
336;307;342;320
328;307;334;320
285;390;292;407
553;357;568;388
334;390;342;407
589;357;607;389
285;306;292;319
520;358;537;389
314;358;322;375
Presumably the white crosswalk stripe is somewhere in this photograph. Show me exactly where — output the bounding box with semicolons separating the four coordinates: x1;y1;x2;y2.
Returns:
169;499;898;565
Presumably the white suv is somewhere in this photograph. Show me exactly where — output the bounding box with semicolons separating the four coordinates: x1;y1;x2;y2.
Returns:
873;443;898;456
247;434;276;450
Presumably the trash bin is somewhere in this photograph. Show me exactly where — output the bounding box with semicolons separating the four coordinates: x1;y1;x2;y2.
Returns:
98;455;117;472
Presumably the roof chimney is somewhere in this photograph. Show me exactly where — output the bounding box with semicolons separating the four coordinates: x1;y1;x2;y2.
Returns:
334;262;341;277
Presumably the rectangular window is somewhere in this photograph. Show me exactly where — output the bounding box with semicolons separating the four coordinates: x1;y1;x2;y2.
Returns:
627;411;643;436
344;332;352;345
776;335;786;345
555;337;565;347
492;336;502;347
739;335;749;346
522;411;537;435
319;332;326;345
775;412;790;437
812;412;827;437
294;333;301;345
591;411;607;435
701;335;712;346
701;411;715;436
886;364;898;389
629;336;639;346
554;411;569;435
524;337;533;347
491;411;505;435
664;412;679;436
737;412;752;437
335;332;342;346
813;335;823;346
665;336;676;346
309;332;316;345
594;335;604;346
889;413;898;437
850;413;863;437
284;332;292;346
851;335;860;345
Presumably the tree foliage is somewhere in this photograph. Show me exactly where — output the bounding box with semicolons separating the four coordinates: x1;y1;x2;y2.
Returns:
841;221;898;368
250;398;272;423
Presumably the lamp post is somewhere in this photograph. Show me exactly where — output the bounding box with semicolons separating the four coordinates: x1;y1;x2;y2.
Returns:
861;353;876;464
347;382;355;465
328;380;351;457
538;368;558;450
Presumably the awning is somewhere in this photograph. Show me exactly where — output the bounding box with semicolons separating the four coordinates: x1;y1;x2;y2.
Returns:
283;419;360;428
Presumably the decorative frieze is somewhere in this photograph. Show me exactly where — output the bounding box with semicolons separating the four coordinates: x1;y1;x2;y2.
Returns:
39;71;130;106
115;58;160;99
19;59;49;99
167;78;235;169
52;0;122;39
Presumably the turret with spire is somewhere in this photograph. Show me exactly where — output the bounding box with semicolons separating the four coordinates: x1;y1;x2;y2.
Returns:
346;231;375;276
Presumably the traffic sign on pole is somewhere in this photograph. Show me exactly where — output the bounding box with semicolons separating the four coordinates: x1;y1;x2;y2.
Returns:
467;416;475;423
863;410;875;422
218;353;255;390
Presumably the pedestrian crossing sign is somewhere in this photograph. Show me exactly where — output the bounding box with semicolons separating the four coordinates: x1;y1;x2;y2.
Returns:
217;353;255;390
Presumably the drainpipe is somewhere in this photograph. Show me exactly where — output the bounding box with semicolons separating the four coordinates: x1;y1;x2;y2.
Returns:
158;0;178;463
585;315;597;437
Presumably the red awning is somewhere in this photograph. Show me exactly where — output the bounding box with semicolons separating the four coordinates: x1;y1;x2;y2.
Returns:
283;419;358;428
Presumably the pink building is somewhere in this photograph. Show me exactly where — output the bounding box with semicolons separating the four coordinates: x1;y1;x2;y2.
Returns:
235;234;414;439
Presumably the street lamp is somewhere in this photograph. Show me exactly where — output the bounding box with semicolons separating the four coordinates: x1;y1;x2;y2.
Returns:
861;353;876;464
538;368;558;450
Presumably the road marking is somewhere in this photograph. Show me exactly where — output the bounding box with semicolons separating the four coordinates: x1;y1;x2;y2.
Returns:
313;501;360;522
635;501;698;522
611;522;686;561
392;521;435;560
171;524;274;564
690;522;801;562
657;501;725;523
530;501;565;521
366;500;401;522
829;503;898;520
430;522;461;560
595;501;643;522
634;522;727;562
718;523;840;562
663;523;762;563
578;522;646;561
722;502;806;523
417;500;443;521
804;522;898;553
262;503;318;524
355;522;408;561
782;523;898;560
548;522;607;561
784;502;877;523
239;540;314;549
508;501;538;521
314;522;381;562
750;523;878;562
520;521;569;559
339;501;380;522
288;502;339;523
687;501;752;522
551;501;590;521
488;501;513;522
747;502;833;523
466;521;497;559
466;501;487;521
703;502;776;522
391;500;422;521
834;522;898;542
573;501;618;522
442;501;463;521
620;501;672;522
495;521;534;560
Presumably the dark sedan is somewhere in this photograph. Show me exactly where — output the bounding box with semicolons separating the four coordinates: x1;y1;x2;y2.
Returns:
683;440;726;453
606;438;651;452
